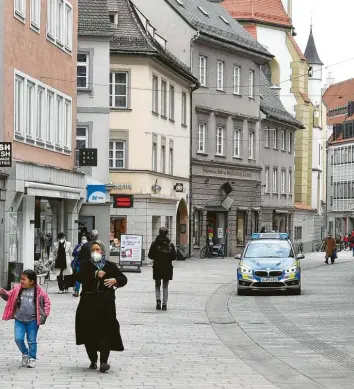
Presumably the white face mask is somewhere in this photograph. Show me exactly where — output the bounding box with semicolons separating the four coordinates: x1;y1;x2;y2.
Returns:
91;252;102;262
59;239;65;244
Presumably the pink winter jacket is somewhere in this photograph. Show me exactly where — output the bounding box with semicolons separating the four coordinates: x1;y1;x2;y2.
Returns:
1;284;51;325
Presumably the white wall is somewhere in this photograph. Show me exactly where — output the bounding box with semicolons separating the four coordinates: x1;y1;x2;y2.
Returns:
256;26;297;116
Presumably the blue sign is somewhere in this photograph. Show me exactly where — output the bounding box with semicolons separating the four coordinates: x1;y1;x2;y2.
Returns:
87;185;106;204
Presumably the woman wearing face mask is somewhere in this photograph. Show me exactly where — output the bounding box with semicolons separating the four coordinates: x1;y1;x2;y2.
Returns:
49;232;73;294
75;241;128;373
71;235;88;297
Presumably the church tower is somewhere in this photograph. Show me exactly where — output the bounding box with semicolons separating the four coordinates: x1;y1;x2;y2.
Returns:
305;25;323;107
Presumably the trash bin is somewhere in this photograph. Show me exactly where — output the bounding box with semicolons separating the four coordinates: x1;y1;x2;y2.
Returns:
7;262;23;290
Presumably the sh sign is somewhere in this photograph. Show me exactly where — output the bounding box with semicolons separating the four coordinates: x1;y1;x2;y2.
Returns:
0;142;12;167
87;185;106;204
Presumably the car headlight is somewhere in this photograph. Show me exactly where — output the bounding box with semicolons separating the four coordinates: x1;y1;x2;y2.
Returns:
285;265;297;274
239;266;253;274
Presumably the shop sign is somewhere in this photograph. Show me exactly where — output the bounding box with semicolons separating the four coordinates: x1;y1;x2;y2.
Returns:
113;195;134;208
0;142;12;167
174;183;184;192
115;184;132;189
217;228;224;239
87;184;106;204
120;234;143;267
202;166;253;179
78;148;98;166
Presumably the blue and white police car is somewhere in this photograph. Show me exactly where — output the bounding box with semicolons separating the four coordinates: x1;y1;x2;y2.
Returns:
235;233;304;295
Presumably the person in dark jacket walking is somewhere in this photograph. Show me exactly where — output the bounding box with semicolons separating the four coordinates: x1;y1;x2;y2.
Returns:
75;240;127;373
78;230;105;264
148;227;177;311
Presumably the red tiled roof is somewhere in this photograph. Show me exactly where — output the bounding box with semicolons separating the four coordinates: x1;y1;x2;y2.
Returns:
243;24;257;39
323;78;354;110
295;202;315;211
327;114;349;125
287;32;306;62
222;0;293;28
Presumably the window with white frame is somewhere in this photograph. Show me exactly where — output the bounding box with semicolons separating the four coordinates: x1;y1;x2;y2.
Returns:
110;72;128;109
199;56;206;86
217;61;224;90
36;86;45;140
233;66;240;94
152;141;157;171
288;170;292;195
76;127;88;165
273;129;278;149
14;70;72;151
181;92;187;126
248;131;254;159
109;141;126;168
169;146;173;175
161;80;167;117
161;144;166;173
152;75;158;113
265;128;269;147
281;130;285;150
318;143;321;165
47;0;73;52
216;126;224;155
169;85;175;121
265;167;269;193
272;168;278;193
55;96;63;146
26;82;35;138
198;123;206;153
281;170;286;193
30;0;41;29
77;53;89;89
15;0;26;20
233;129;241;157
288;132;292;152
249;70;255;98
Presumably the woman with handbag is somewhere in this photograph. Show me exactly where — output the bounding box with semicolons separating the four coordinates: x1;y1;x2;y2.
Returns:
75;241;127;373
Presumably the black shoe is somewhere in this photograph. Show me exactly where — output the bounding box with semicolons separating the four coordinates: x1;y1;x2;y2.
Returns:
162;304;167;311
325;261;328;264
89;362;97;370
100;363;110;373
156;300;161;310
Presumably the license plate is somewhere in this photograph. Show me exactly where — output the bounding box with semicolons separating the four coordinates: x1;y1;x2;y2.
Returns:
260;277;278;282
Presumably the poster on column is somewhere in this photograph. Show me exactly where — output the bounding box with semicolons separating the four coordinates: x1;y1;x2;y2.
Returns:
119;234;143;268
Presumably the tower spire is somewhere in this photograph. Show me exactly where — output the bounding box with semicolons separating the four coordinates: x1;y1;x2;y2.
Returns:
304;23;323;66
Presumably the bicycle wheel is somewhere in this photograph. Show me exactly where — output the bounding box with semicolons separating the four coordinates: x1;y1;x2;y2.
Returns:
207;247;213;258
200;247;207;259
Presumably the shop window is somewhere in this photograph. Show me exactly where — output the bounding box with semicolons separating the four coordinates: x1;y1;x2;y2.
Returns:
251;211;259;234
237;211;246;246
110;217;127;242
165;216;173;231
294;226;302;240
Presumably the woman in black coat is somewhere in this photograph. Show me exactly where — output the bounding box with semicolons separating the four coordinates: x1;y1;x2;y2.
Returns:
75;241;127;373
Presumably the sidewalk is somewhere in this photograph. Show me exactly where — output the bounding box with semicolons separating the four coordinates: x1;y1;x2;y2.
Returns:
0;252;348;389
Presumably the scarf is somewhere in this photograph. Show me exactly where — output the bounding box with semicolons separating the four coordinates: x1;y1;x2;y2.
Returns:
90;255;106;270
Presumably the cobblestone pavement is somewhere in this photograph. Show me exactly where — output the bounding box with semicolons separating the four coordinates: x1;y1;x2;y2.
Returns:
0;251;353;388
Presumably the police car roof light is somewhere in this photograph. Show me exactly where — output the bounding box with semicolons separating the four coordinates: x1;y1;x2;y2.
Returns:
251;232;289;240
279;233;289;240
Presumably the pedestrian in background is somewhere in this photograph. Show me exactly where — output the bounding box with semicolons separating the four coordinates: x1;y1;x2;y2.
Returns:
0;270;51;368
44;233;52;258
75;241;127;373
324;233;336;264
148;227;177;311
49;232;73;294
71;235;88;297
78;230;105;263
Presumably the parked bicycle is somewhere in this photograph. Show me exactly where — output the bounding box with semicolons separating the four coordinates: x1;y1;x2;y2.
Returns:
200;238;225;259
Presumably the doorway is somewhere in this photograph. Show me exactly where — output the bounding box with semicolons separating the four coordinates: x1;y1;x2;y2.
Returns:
176;199;188;246
110;216;127;242
206;210;228;245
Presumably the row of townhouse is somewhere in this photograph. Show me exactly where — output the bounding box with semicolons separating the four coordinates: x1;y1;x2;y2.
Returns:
0;0;315;285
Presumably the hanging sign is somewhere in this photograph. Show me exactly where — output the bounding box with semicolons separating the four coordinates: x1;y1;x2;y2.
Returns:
0;142;12;167
87;185;106;203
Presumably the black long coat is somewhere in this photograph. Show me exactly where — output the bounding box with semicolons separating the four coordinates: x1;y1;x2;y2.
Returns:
148;236;177;281
75;260;127;351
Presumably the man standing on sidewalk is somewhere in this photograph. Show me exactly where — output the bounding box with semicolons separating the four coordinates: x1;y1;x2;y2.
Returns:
324;233;336;265
148;227;176;311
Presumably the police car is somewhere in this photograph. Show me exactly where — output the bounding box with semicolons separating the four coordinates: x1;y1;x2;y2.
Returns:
235;233;303;295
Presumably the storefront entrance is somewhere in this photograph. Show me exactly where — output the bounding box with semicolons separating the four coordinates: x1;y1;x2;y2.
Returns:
110;216;127;243
206;209;228;245
176;199;188;246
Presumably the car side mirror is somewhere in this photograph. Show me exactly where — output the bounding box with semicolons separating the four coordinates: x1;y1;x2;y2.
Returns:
296;254;305;260
235;254;242;260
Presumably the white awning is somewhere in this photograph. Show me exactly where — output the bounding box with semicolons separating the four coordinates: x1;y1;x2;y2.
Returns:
25;182;82;200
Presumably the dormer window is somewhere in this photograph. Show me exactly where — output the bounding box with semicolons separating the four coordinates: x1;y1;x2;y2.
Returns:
109;12;118;26
197;6;209;17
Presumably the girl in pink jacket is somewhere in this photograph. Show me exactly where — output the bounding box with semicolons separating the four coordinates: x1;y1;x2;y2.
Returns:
0;270;51;368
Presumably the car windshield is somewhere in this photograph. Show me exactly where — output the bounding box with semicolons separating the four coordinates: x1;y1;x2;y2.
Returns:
244;240;294;258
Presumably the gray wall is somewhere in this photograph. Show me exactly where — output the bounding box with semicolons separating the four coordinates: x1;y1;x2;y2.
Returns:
77;37;111;184
192;40;261;165
260;119;296;208
0;0;4;140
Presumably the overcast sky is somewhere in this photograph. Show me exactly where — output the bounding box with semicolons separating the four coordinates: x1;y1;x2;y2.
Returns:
292;0;354;84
